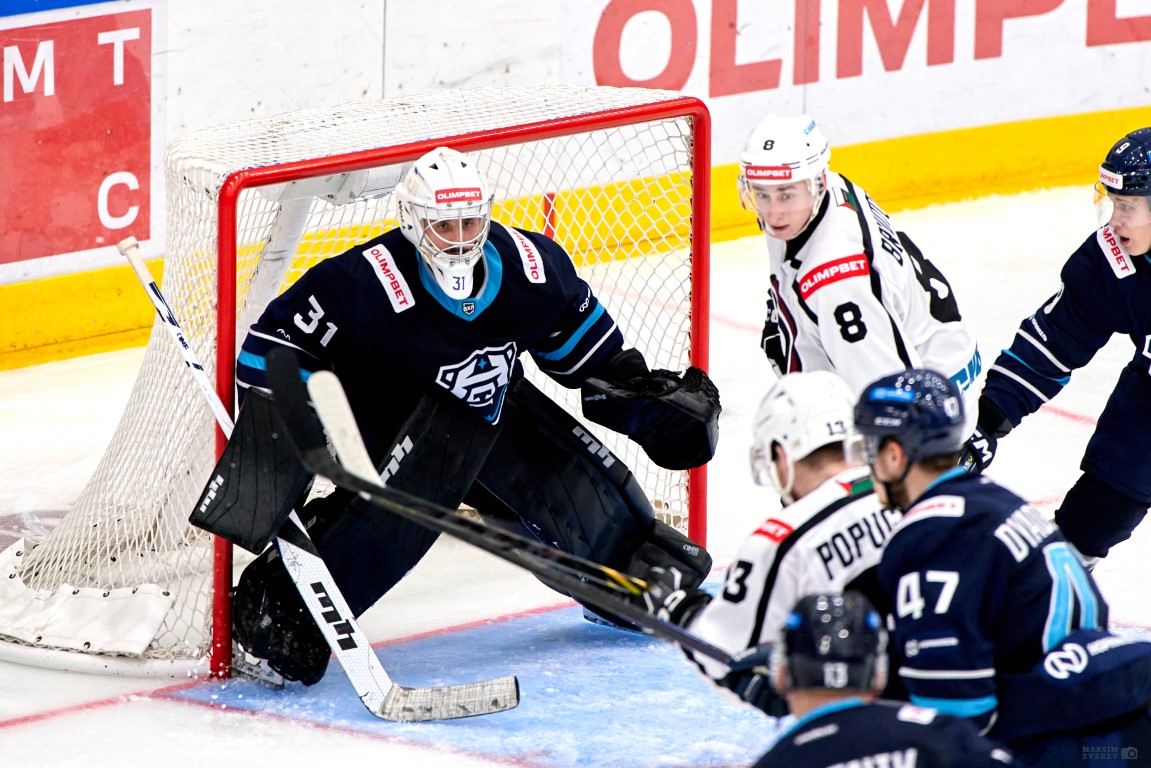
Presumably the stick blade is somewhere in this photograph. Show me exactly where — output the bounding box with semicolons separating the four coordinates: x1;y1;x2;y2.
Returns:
379;675;520;722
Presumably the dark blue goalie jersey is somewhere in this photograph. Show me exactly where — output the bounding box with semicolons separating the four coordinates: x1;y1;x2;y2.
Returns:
754;698;1013;767
877;469;1107;731
982;225;1151;425
236;223;627;427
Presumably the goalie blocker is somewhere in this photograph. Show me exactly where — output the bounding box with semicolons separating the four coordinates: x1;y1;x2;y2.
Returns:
195;371;712;685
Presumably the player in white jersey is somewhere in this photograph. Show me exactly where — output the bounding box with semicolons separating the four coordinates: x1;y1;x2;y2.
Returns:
740;114;981;426
640;371;900;714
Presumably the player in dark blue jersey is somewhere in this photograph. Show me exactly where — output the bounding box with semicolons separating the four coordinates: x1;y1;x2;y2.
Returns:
853;368;1151;764
961;127;1151;566
212;146;720;685
754;591;1013;768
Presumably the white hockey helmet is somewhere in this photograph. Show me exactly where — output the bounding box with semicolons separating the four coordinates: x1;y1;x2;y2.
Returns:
394;146;495;296
738;114;831;228
749;371;855;504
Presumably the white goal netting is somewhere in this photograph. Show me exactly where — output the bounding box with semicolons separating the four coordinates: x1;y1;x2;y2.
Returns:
0;85;710;675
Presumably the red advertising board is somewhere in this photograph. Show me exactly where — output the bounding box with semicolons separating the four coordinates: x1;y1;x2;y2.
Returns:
1;9;151;265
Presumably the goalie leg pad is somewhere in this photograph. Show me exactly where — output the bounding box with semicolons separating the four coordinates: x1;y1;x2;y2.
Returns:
310;386;500;612
232;386;500;679
470;378;712;613
472;377;655;570
596;521;714;632
626;518;713;592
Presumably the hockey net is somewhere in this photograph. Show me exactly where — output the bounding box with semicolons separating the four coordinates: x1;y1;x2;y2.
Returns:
0;86;711;676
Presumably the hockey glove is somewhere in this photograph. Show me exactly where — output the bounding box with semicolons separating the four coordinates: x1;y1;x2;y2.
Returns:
582;367;721;470
960;397;1011;474
960;426;997;474
760;290;788;377
640;566;711;626
719;642;789;717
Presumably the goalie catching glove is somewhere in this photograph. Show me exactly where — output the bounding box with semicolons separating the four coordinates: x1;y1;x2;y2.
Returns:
582;351;721;470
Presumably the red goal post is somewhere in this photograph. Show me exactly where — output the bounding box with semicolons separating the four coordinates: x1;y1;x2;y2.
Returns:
0;85;711;678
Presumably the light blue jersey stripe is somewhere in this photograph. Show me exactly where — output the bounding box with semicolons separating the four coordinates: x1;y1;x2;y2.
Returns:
911;694;996;718
238;350;311;381
534;302;606;362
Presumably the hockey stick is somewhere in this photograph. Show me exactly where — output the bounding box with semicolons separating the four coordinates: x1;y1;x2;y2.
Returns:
118;236;519;721
120;236;233;431
263;348;736;666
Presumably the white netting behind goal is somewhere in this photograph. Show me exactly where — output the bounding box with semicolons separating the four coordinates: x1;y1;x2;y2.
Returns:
0;86;709;674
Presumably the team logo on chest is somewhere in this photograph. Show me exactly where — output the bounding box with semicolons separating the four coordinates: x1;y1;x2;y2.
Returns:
437;343;517;410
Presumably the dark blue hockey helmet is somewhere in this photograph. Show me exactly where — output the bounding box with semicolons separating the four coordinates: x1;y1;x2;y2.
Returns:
1099;127;1151;196
852;368;966;464
782;592;885;690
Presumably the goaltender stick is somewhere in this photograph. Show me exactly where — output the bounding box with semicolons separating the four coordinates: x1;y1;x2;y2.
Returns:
193;146;720;685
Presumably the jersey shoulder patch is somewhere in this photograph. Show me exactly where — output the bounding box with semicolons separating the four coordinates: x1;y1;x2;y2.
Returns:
499;223;548;284
361;242;417;312
1095;226;1136;279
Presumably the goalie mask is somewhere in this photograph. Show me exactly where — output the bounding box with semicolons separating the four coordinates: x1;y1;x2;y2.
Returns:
749;371;854;505
738;114;830;240
395;147;495;298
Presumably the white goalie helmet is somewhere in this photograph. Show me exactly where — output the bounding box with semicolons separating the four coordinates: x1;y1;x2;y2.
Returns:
395;146;495;297
738;114;831;229
749;371;855;504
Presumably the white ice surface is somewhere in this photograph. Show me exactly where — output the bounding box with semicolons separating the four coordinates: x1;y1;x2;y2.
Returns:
1;186;1148;765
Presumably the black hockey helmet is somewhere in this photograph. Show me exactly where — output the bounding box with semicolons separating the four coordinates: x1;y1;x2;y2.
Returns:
782;592;885;690
852;368;966;464
1099;127;1151;196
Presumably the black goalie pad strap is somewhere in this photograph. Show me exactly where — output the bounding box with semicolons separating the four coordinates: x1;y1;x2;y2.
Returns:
189;388;312;554
581;366;721;470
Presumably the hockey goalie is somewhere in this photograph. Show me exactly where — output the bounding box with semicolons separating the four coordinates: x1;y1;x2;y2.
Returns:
192;146;721;687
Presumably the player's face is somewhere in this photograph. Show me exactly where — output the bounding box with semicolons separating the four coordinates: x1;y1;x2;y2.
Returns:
747;182;818;240
865;438;912;512
425;216;487;257
1095;185;1151;256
